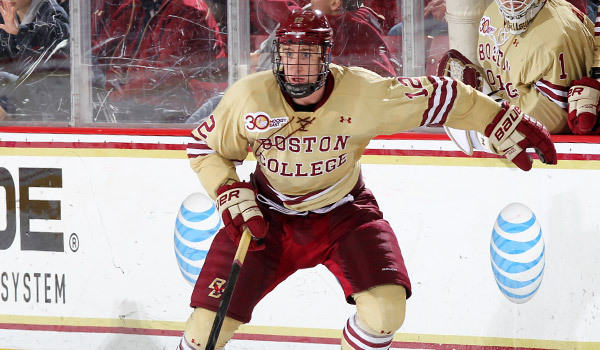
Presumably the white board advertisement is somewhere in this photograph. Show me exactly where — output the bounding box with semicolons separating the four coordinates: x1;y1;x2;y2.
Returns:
0;130;599;349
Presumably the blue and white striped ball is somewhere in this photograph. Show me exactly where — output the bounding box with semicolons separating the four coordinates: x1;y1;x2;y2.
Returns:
174;193;222;285
490;202;545;304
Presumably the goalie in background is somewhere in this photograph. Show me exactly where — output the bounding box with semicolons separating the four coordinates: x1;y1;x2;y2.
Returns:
178;8;557;350
441;0;595;150
477;0;594;135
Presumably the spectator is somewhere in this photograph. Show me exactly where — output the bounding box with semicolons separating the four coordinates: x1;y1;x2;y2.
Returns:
388;0;448;37
204;0;227;33
311;0;399;77
363;0;398;33
251;0;309;34
91;0;227;123
0;0;70;121
205;0;309;35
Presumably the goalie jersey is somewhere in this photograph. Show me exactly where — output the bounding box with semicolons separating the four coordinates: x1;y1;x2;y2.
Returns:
187;64;501;212
477;0;594;134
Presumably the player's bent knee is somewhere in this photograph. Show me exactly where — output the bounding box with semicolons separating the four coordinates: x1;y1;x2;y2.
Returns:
182;307;243;349
354;284;407;334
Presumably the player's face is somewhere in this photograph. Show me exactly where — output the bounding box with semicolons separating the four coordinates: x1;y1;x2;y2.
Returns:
279;44;322;85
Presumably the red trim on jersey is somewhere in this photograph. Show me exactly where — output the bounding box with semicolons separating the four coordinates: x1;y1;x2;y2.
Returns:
190;132;203;141
421;76;440;126
186;141;213;158
534;80;568;111
421;76;457;127
537;78;568;91
431;77;450;126
315;71;336;110
437;77;457;127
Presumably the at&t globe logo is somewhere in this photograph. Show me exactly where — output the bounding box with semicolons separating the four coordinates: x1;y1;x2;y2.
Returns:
174;193;222;285
490;202;545;304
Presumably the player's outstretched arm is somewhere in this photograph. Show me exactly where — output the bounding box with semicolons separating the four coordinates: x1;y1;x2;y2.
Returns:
484;102;557;171
568;76;600;134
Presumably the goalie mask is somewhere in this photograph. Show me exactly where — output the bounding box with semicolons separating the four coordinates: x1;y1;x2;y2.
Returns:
495;0;546;34
273;9;333;98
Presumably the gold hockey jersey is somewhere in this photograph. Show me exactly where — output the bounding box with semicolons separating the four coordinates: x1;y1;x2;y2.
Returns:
593;4;600;68
477;0;594;134
187;64;502;212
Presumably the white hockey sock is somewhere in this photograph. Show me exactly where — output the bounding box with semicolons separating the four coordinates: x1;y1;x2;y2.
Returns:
342;314;394;349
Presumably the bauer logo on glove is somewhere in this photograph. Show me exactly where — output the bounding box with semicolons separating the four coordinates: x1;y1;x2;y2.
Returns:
485;102;557;171
491;106;521;141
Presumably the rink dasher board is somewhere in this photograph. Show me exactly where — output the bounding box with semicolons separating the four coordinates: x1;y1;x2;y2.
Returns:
0;130;599;350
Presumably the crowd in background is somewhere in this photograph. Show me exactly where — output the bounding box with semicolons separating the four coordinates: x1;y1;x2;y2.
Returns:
0;0;598;124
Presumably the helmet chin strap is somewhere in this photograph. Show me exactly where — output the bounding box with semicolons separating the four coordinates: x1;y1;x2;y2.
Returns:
282;76;329;98
283;82;318;99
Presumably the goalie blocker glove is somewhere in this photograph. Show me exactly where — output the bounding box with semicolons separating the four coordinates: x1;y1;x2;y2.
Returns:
216;182;268;251
567;77;600;134
484;102;557;171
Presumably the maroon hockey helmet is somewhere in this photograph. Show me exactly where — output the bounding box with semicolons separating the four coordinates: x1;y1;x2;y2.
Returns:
272;9;333;98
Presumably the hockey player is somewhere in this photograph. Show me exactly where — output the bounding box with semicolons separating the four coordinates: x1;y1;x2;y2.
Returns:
178;9;557;350
477;0;595;134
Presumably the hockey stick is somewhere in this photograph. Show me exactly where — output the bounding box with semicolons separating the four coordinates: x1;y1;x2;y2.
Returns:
205;226;253;350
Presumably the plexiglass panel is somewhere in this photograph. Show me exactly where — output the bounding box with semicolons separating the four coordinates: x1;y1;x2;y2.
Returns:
0;0;71;123
0;0;446;126
90;0;227;124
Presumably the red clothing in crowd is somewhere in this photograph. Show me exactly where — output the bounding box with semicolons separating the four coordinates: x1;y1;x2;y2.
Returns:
325;7;398;77
250;0;310;34
363;0;398;33
91;0;227;113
